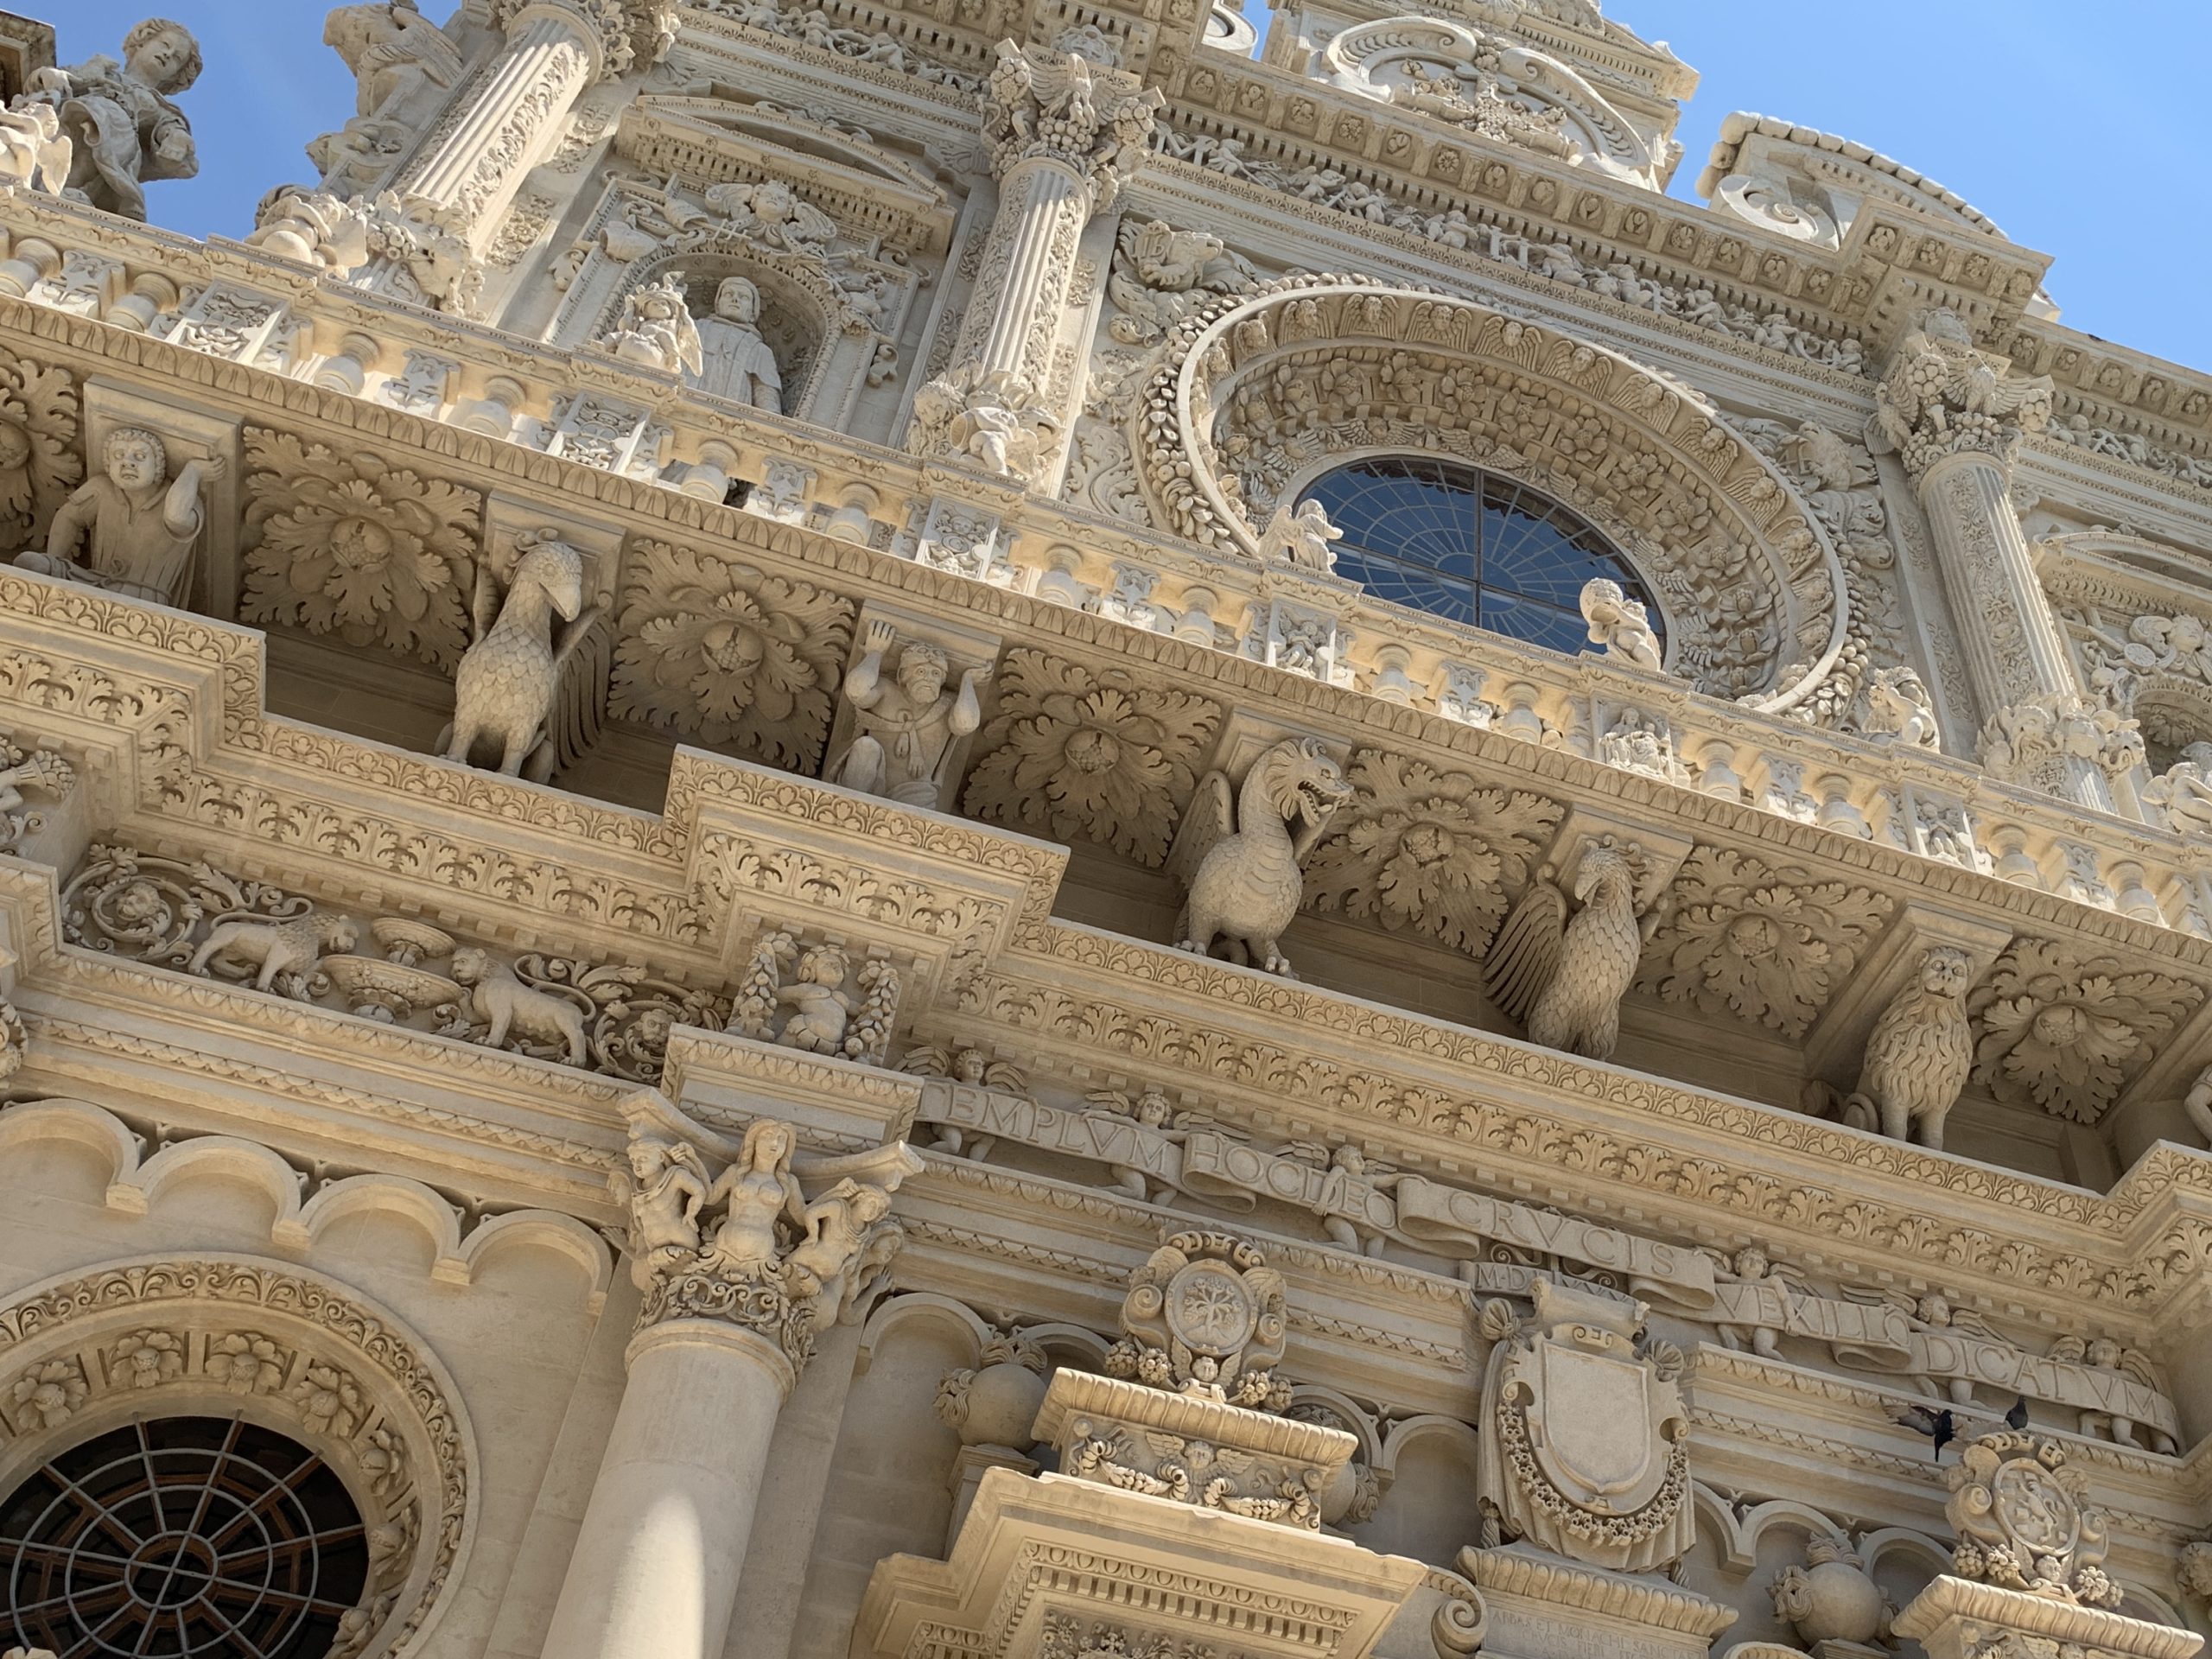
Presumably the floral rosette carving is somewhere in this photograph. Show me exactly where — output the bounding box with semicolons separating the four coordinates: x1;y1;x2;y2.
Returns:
610;540;855;771
1303;750;1562;955
0;351;83;550
240;429;482;671
1967;938;2199;1123
1642;846;1893;1037
1944;1431;2122;1608
962;649;1224;865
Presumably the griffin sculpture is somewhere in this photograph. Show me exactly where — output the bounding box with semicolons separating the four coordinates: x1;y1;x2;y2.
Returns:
1483;840;1659;1060
1166;737;1351;978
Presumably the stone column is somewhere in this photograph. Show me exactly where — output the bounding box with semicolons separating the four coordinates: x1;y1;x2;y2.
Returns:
540;1119;916;1659
1874;309;2134;808
362;0;674;312
909;37;1162;486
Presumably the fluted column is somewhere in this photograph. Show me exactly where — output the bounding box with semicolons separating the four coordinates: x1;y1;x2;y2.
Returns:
540;1120;916;1659
909;38;1162;486
1875;310;2132;808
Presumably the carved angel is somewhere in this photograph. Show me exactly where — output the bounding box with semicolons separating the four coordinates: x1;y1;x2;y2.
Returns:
1166;737;1352;978
1258;499;1343;575
1579;577;1662;671
2049;1336;2175;1452
1708;1245;1804;1358
437;531;609;782
323;0;463;124
1482;841;1663;1060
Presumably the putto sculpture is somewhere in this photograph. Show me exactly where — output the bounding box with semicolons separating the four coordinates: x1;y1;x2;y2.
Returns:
1484;840;1664;1060
438;531;607;782
1580;577;1663;671
1258;499;1344;575
12;16;201;220
1166;737;1352;978
13;425;220;605
825;620;986;807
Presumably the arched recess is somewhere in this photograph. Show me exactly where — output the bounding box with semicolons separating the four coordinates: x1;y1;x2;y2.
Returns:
1321;19;1660;186
0;1254;477;1659
1131;280;1850;709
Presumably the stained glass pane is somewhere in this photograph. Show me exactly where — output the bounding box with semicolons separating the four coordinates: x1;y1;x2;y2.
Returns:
1296;459;1657;656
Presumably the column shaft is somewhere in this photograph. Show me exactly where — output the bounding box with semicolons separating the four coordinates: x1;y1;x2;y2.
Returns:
539;1320;795;1659
1916;451;2075;713
958;158;1091;390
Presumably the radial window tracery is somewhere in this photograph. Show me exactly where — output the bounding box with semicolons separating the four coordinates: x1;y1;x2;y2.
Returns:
1298;458;1662;657
0;1415;370;1659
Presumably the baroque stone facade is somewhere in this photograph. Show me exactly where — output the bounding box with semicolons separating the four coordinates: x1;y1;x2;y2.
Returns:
0;4;2209;1659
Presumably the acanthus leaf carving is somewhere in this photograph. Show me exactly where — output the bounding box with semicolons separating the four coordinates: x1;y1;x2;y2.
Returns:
962;649;1224;866
1967;938;2199;1124
0;351;83;556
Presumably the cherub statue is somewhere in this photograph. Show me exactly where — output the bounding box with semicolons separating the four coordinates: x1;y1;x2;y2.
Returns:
0;743;73;853
1165;736;1352;978
776;944;856;1054
604;272;704;378
1312;1142;1401;1256
625;1135;709;1290
2144;742;2212;837
911;365;1058;480
704;177;836;252
14;426;221;606
692;276;783;412
1710;1246;1794;1358
246;183;371;276
20;16;202;221
1259;499;1343;575
1860;664;1941;749
1580;577;1662;671
824;621;985;807
1082;1084;1197;1200
0;100;70;194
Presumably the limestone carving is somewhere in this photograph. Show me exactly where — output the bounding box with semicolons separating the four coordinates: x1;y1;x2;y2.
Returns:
1580;577;1662;671
602;270;704;378
1968;938;2198;1124
1825;946;1977;1150
245;183;372;275
2181;1541;2212;1605
1166;737;1352;977
2044;1336;2177;1453
9;1356;87;1429
1770;1538;1891;1649
1106;217;1256;345
0;997;24;1083
0;101;69;194
0;738;72;853
1943;1430;2122;1608
1484;840;1665;1060
1303;751;1563;957
938;1332;1050;1449
1862;665;1941;748
14;17;201;220
241;429;481;670
1978;692;2143;798
625;1135;711;1292
825;621;986;807
0;353;81;554
1643;847;1893;1038
438;530;608;783
444;947;589;1068
692;276;783;411
609;540;854;772
188;909;360;1000
1476;1278;1694;1573
982;37;1163;210
2142;743;2212;836
2185;1065;2212;1147
911;364;1058;481
1105;1230;1290;1410
961;650;1224;865
1257;499;1344;575
323;0;463;129
1870;308;2054;480
628;1118;918;1366
13;425;220;606
725;929;900;1066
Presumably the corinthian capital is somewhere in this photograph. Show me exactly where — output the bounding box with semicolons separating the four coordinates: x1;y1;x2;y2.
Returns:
623;1119;920;1369
983;37;1165;207
491;0;678;80
1869;308;2055;481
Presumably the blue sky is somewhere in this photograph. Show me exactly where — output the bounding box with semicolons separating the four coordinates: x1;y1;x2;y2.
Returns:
45;1;2212;372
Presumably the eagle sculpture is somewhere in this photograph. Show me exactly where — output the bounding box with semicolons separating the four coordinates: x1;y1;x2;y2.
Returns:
1482;840;1659;1061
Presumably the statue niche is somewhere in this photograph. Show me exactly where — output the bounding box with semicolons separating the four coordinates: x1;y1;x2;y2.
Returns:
601;263;819;418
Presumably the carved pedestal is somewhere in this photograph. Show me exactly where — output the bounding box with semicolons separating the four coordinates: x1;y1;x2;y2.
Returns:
1458;1545;1738;1659
1894;1576;2202;1659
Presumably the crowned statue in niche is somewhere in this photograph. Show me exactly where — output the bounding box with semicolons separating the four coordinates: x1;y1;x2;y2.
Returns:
691;276;785;414
14;426;221;606
13;16;202;221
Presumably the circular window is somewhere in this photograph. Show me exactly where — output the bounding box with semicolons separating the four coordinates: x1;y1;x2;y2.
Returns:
1298;458;1662;658
1;1415;371;1658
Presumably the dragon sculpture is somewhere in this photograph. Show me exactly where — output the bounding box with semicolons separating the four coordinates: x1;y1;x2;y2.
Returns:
1482;839;1662;1060
1166;737;1351;978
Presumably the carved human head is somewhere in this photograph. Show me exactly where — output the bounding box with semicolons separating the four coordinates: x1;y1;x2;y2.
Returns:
628;1137;672;1181
894;640;950;702
795;944;849;987
951;1047;988;1084
715;276;761;323
2087;1337;2122;1370
1733;1245;1769;1279
104;426;169;493
2183;741;2212;772
752;179;795;219
1330;1144;1364;1173
124;18;204;93
1916;1294;1952;1326
742;1117;796;1170
1134;1088;1172;1126
846;1184;893;1224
